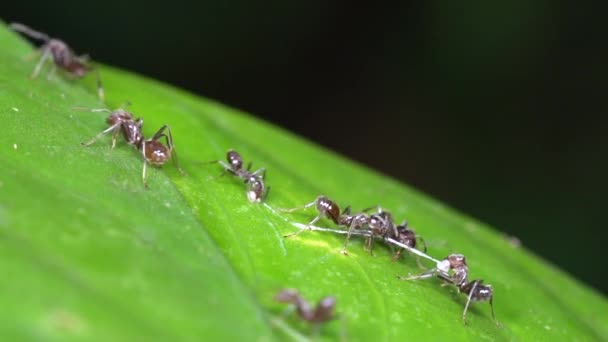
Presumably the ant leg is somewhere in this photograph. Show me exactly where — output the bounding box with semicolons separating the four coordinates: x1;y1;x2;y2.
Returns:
142;141;149;188
262;186;271;201
81;123;120;147
246;162;252;171
414;255;427;270
283;214;322;238
151;125;185;174
391;248;403;262
360;205;383;214
10;23;51;42
417;236;428;253
72;107;112;113
397;268;437;281
340;220;362;255
30;47;51;79
462;281;479;325
47;64;56;81
277;198;318;213
251;167;266;178
202;159;231;177
95;68;105;102
489;297;497;323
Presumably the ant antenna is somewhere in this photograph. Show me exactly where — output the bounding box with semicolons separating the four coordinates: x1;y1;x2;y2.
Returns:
95;69;105;102
417;236;428;253
72;106;112;113
10;22;50;42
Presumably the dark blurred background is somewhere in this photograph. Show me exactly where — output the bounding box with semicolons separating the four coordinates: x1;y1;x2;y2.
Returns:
3;1;607;294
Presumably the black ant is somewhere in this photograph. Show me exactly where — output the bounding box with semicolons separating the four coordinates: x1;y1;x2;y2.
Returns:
10;23;105;101
78;107;183;187
207;150;269;202
274;289;338;337
399;253;496;324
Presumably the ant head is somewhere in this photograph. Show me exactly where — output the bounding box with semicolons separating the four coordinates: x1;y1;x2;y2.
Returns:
315;295;337;320
397;226;416;247
474;282;493;302
226;150;243;169
368;214;385;229
448;254;467;267
318;296;336;310
378;210;393;222
354;213;369;226
66;60;90;77
275;289;300;303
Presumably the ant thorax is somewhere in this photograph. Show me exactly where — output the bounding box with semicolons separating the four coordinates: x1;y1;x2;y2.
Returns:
339;213;368;228
123;119;144;147
46;40;72;64
246;177;265;202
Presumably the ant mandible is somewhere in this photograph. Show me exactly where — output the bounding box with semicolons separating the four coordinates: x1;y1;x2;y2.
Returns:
10;22;104;101
78;106;184;187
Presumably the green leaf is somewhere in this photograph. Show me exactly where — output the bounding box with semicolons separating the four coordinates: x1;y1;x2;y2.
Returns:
1;21;606;341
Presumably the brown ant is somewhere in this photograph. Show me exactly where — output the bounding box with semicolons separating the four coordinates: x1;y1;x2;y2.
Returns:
207;150;269;202
78;107;183;187
274;289;338;337
399;253;496;324
391;221;427;261
279;196;367;242
10;22;104;101
281;197;428;259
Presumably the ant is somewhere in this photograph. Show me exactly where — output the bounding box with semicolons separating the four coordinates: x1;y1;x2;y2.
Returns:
390;221;427;261
399;253;496;324
10;23;104;101
78;106;183;187
279;196;368;244
274;289;339;337
207;150;269;202
280;197;427;258
357;208;428;262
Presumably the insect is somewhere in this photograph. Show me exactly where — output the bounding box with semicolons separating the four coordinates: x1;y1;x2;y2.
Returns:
279;196;368;242
280;197;426;259
10;22;104;101
399;253;496;324
390;221;427;261
274;289;338;336
207;150;269;202
78;107;183;187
